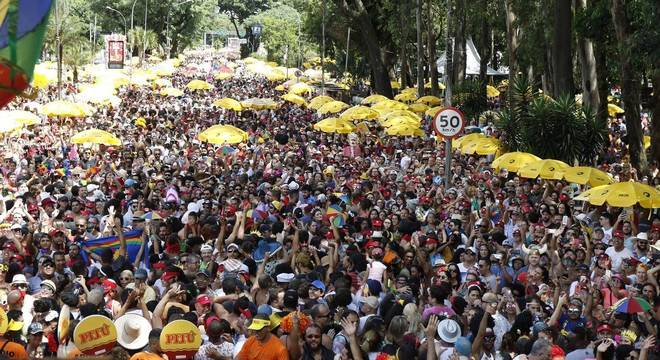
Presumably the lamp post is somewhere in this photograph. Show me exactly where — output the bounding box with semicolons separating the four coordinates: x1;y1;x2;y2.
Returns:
130;0;138;56
105;6;127;38
142;0;148;64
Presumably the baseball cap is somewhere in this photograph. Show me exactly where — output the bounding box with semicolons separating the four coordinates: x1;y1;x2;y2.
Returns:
41;280;57;293
247;318;271;330
360;296;379;309
134;269;148;280
311;280;326;293
196;294;211;306
276;273;295;283
28;322;44;335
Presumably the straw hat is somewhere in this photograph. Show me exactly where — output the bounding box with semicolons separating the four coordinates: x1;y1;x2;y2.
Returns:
114;313;152;350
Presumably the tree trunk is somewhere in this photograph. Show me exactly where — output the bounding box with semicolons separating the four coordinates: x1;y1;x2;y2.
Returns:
478;0;491;111
452;0;466;86
651;69;660;166
427;0;439;96
576;0;600;112
400;1;409;89
416;0;424;96
611;0;645;170
504;0;519;101
552;0;573;97
341;0;393;97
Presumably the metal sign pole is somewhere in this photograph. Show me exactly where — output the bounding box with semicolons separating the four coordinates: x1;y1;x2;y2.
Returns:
443;0;454;187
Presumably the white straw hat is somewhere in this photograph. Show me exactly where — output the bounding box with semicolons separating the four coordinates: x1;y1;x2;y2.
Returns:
114;313;152;350
437;319;461;343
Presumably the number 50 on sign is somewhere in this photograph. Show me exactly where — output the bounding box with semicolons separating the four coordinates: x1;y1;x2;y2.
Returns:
432;107;465;139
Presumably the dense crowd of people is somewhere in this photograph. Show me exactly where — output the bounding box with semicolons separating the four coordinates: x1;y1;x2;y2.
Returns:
0;52;658;360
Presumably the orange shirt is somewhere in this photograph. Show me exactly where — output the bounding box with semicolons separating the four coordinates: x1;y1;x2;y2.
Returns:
0;340;28;360
237;335;289;360
129;351;167;360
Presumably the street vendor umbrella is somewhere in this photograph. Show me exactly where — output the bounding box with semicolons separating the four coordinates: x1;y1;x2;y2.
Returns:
0;118;22;134
339;106;379;121
289;82;312;95
408;103;428;113
0;110;40;125
313;117;355;134
486;85;500;98
460;137;501;156
186;79;213;90
213;98;242;111
198;125;248;144
518;159;570;180
381;115;420;128
379;109;420;122
372;100;409;112
40;100;88;118
425;106;444;118
562;166;614;187
154;78;172;87
608;103;625;117
416;95;443;106
394;92;418;102
214;72;232;80
573;181;660;209
281;93;307;106
385;124;425;137
71;129;121;146
318;100;349;115
241;98;279;110
0;1;53;107
424;81;446;90
309;95;334;110
491;152;541;172
452;133;486;150
611;297;651;314
361;94;389;105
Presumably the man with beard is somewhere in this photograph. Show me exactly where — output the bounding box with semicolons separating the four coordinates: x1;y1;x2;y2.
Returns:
301;324;334;360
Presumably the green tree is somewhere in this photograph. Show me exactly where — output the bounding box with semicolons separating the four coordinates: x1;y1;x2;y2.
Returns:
245;4;303;64
217;0;270;37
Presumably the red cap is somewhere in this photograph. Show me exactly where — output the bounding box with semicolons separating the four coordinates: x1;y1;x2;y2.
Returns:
613;230;624;239
196;294;211;306
400;234;411;242
161;271;178;282
102;279;117;293
372;219;383;228
152;262;166;270
365;240;381;249
559;193;569;202
426;238;439;245
597;323;613;333
41;198;55;207
48;229;64;237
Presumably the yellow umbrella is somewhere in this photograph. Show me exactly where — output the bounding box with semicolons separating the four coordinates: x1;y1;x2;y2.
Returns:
213;98;243;111
0;119;23;134
400;87;417;95
644;135;650;150
379;110;421;122
71;129;121;146
289;82;313;95
361;94;389;105
313;117;356;134
318;101;349;115
381;116;421;128
186;80;214;91
394;92;418;102
40;100;89;118
198;125;248;144
31;72;52;89
416;95;443;106
0;110;41;125
390;81;401;89
160;87;184;97
309;95;334;110
275;84;286;91
574;182;660;208
372;100;409;112
562;166;614;187
608;104;625;117
385;124;425;137
408;103;429;113
282;93;307;106
339;106;379;121
491;152;542;172
518;159;570;180
486;85;500;98
424;81;446;90
241;98;279;110
214;72;233;80
460;137;500;156
425;106;444;118
266;71;286;82
154;78;172;88
452;133;486;150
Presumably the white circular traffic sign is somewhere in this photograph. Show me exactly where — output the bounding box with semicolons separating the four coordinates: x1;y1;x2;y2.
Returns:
432;106;465;138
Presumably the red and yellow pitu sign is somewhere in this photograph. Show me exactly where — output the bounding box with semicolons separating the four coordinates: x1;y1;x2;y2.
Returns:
160;320;202;360
73;315;117;355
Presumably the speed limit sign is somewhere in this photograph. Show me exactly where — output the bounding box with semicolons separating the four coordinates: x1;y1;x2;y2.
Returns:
432;106;465;138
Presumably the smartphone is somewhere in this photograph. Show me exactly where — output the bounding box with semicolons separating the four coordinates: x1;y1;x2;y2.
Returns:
562;216;569;225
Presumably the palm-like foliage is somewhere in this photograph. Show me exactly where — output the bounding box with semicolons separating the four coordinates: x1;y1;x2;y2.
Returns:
495;76;607;165
452;79;488;122
128;27;159;58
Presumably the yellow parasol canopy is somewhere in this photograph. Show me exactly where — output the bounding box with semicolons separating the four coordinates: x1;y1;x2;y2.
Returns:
71;129;121;146
379;109;421;122
213;98;243;112
308;95;334;110
385;124;425;137
198;125;248;144
491;152;542;172
289;82;313;95
154;78;172;88
390;81;401;89
372;100;409;112
361;94;389;105
381;116;421;128
452;133;486;150
281;93;307;106
408;103;429;113
518;159;570;180
460;137;501;156
394;92;418;102
487;85;500;98
424;81;446;90
425;106;444;118
241;98;279;110
186;80;214;90
416;95;443;106
160;87;184;97
562;166;614;187
318;101;349;115
40;100;89;118
313;117;356;134
339;106;379;121
0;110;41;125
214;72;233;80
608;104;625;117
574;182;660;208
0;119;23;134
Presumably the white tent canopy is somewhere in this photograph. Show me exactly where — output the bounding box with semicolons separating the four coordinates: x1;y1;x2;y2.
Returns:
437;38;508;76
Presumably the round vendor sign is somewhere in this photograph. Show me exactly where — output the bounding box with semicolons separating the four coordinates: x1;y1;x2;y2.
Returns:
160;319;202;360
73;315;117;355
